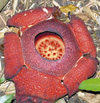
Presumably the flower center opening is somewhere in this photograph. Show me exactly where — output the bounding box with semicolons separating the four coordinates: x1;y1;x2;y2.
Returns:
35;31;65;60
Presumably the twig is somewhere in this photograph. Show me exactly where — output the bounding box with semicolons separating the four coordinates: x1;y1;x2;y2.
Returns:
52;0;61;8
0;14;10;31
4;81;12;94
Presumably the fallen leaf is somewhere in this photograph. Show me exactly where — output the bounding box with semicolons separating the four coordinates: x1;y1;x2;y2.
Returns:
60;4;78;16
76;13;91;22
78;92;100;103
13;0;18;15
9;27;20;36
0;12;8;30
83;6;97;22
95;14;100;26
0;0;9;11
0;81;15;95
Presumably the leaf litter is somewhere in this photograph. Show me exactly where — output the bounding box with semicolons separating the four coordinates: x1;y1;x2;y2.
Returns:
0;0;100;103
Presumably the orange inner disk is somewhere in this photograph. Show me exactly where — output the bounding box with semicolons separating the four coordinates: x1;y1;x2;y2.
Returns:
35;32;65;60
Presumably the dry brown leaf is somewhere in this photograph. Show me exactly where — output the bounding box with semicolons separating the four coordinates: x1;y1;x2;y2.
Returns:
0;81;15;95
69;0;80;1
0;28;8;45
75;0;100;25
4;10;13;16
76;13;91;22
0;0;9;11
83;6;96;21
55;98;66;103
78;92;100;103
0;12;8;30
9;27;19;35
13;0;18;14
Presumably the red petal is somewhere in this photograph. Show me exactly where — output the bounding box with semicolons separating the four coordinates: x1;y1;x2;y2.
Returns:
7;7;59;30
4;32;24;79
63;56;98;96
13;67;67;100
68;15;96;57
16;95;54;103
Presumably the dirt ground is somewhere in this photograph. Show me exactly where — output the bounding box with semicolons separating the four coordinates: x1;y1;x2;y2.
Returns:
0;0;100;103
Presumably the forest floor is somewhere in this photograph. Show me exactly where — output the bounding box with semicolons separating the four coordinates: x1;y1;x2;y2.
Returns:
0;0;100;103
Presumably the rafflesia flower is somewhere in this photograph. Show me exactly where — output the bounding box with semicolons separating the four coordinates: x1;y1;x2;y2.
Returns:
4;7;98;103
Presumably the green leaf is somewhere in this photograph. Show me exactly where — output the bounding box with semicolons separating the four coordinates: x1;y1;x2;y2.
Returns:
0;77;6;84
79;78;100;92
0;94;14;103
